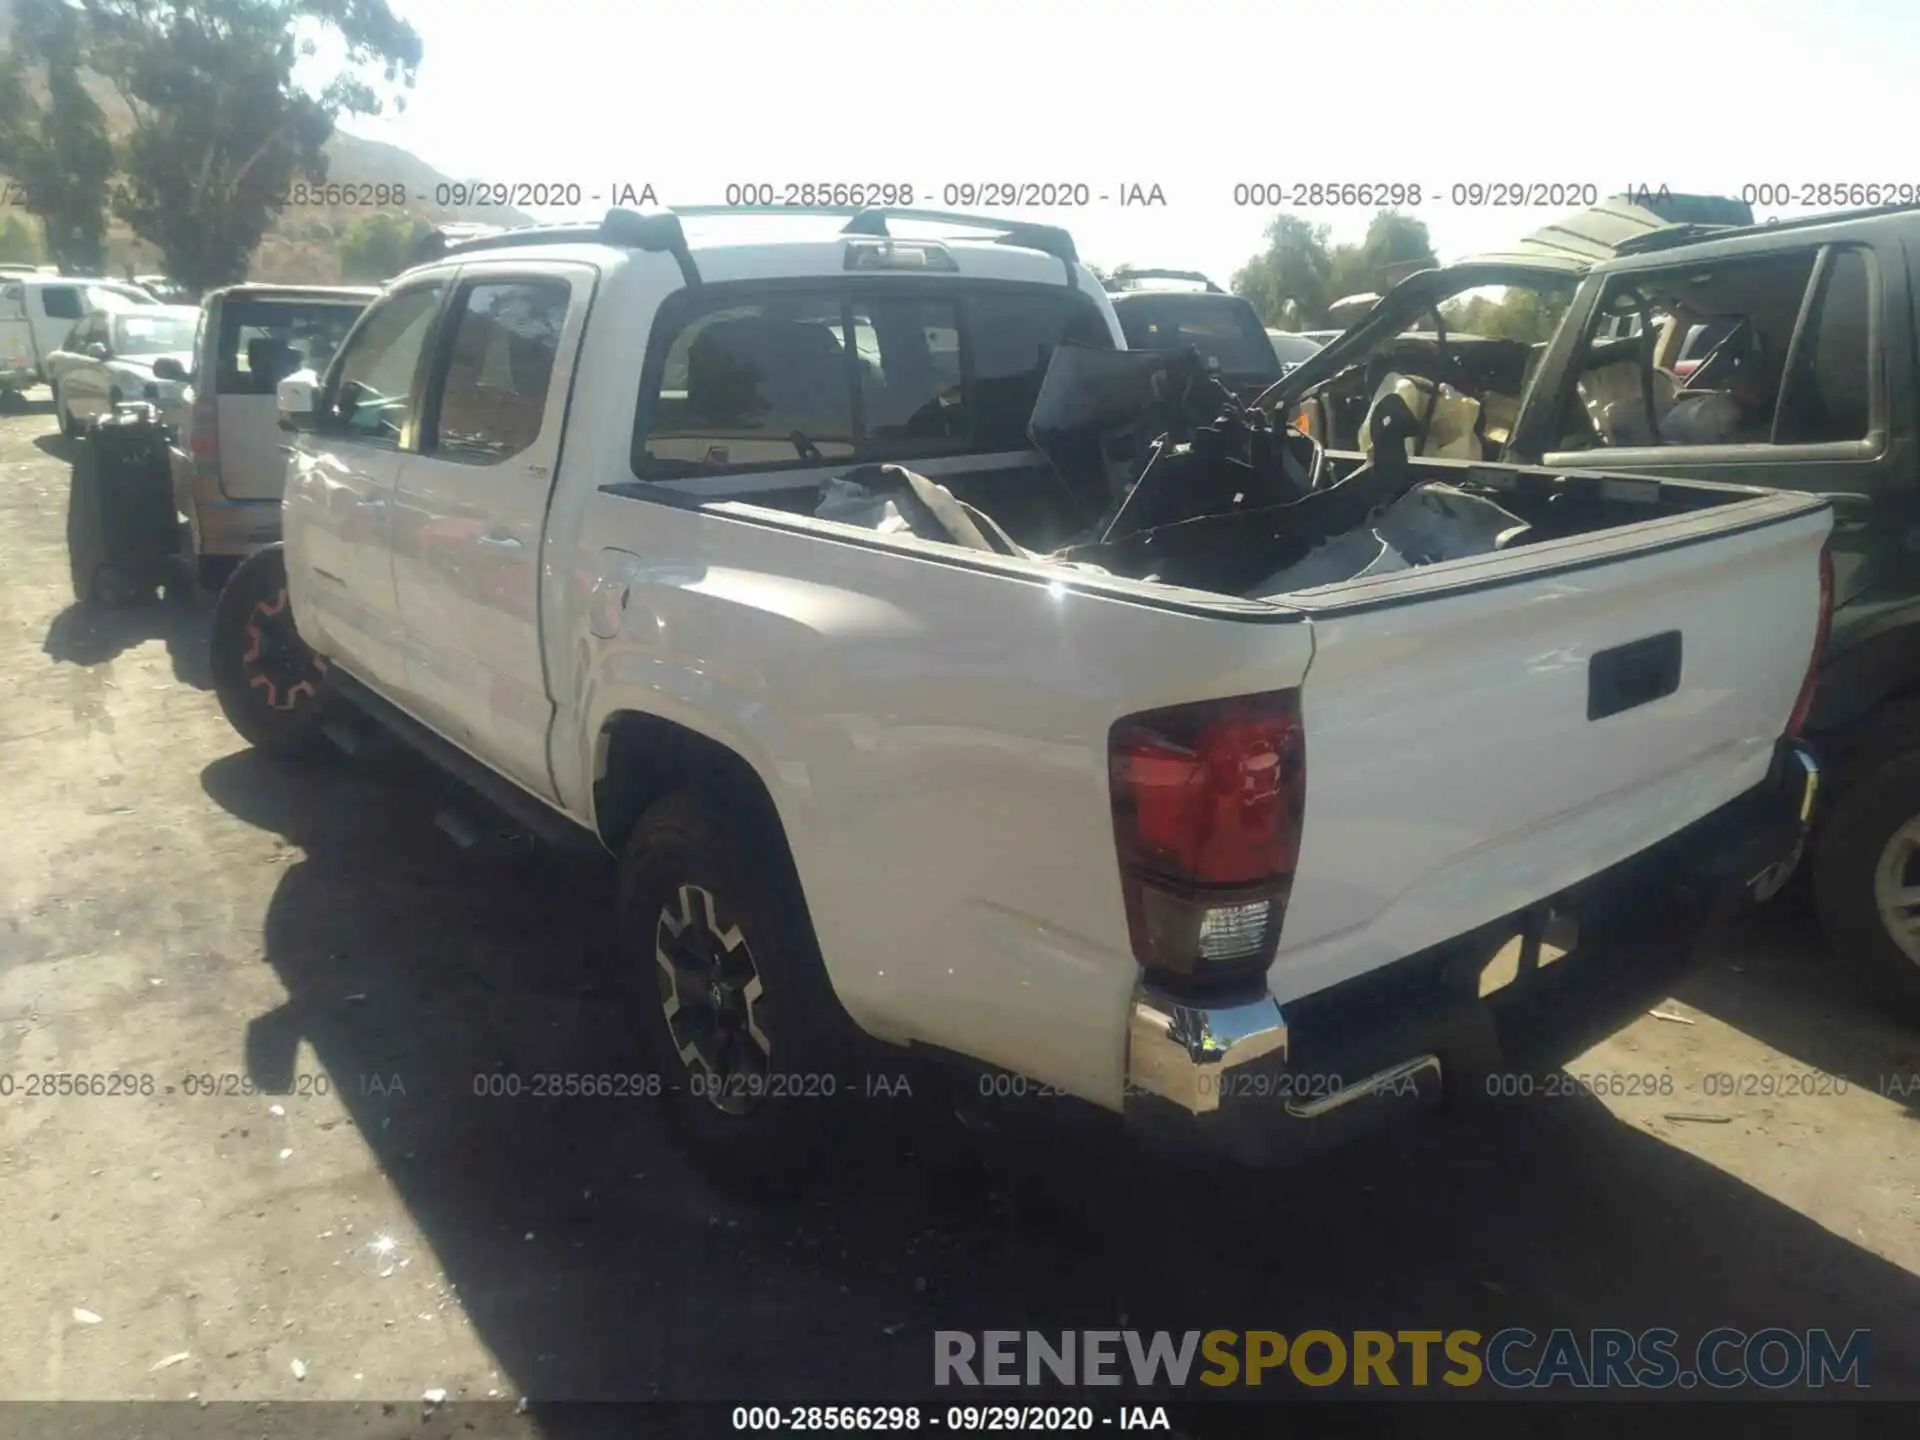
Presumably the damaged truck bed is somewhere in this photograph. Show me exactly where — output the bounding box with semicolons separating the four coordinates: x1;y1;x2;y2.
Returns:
776;342;1819;611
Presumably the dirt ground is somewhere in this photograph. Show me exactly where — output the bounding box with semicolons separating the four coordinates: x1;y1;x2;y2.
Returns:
0;395;1915;1412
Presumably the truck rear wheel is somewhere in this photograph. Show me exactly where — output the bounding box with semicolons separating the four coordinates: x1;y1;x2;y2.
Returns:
615;789;858;1183
198;554;240;594
209;547;335;760
1812;751;1920;1024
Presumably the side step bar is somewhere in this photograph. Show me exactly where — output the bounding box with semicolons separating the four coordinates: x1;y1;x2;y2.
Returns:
325;670;603;856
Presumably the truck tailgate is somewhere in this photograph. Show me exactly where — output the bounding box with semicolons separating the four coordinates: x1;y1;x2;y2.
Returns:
1272;491;1831;1004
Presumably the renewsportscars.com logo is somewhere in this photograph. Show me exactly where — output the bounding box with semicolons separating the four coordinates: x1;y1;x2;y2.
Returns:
934;1328;1872;1390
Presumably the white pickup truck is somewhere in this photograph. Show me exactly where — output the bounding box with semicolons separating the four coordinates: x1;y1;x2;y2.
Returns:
206;206;1830;1173
0;274;157;397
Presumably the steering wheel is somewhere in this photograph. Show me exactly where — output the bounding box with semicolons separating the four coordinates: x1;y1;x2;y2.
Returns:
1364;313;1470;400
1677;318;1753;394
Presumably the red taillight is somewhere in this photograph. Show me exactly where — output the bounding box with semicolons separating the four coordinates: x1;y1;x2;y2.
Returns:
1785;546;1834;739
190;396;219;478
1109;690;1305;987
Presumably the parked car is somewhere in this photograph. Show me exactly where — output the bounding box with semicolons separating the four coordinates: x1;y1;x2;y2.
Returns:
204;206;1825;1179
1103;267;1284;402
1267;329;1326;371
1274;196;1920;1019
166;284;377;590
0;275;156;398
45;304;198;436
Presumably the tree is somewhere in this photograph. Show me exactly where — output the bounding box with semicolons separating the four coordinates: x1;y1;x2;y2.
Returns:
1232;215;1333;328
1359;210;1436;286
339;210;431;281
84;0;423;296
1232;210;1439;328
1440;284;1574;343
0;0;115;274
0;213;45;264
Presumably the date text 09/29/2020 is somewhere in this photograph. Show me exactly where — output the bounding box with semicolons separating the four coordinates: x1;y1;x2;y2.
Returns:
730;1405;1170;1432
9;1069;1908;1102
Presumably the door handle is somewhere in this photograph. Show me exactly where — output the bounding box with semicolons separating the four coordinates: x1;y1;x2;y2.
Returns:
477;533;523;555
354;496;387;510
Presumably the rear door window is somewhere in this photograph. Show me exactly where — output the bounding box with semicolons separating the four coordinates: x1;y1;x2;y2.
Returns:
1546;244;1880;457
1773;248;1873;445
38;286;81;321
637;285;1111;476
421;277;571;464
217;298;368;396
1553;249;1822;451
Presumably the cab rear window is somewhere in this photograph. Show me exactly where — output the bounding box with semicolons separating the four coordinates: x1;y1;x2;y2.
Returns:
214;299;368;396
636;283;1112;478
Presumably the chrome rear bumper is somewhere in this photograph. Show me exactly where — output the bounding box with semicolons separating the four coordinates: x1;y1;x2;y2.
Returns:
1121;739;1823;1167
1125;984;1288;1116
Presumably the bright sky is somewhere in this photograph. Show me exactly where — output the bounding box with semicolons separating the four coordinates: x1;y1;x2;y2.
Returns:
333;0;1919;288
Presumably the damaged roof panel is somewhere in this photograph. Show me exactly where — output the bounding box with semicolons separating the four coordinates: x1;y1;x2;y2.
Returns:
1457;193;1757;271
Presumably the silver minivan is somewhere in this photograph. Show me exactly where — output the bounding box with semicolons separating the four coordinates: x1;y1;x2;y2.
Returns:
167;284;376;588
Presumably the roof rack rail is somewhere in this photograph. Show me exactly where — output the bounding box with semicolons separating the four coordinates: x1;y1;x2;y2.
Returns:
1612;200;1920;256
417;202;1091;286
1103;266;1224;294
422;209;700;285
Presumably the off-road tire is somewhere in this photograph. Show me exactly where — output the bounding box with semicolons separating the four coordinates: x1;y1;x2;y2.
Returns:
65;436;148;608
208;547;336;760
1812;749;1920;1025
615;788;866;1184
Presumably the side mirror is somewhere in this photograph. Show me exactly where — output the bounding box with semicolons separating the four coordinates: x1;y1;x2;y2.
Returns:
277;369;320;433
151;355;188;382
85;341;109;361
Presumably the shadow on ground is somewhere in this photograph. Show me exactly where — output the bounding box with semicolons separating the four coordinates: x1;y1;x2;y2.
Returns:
199;749;1920;1407
0;389;55;418
43;590;212;690
1678;896;1920;1115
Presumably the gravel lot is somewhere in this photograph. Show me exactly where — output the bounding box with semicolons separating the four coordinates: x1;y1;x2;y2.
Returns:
0;395;1916;1411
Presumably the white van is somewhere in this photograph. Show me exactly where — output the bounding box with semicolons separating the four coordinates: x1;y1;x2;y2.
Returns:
0;275;157;394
